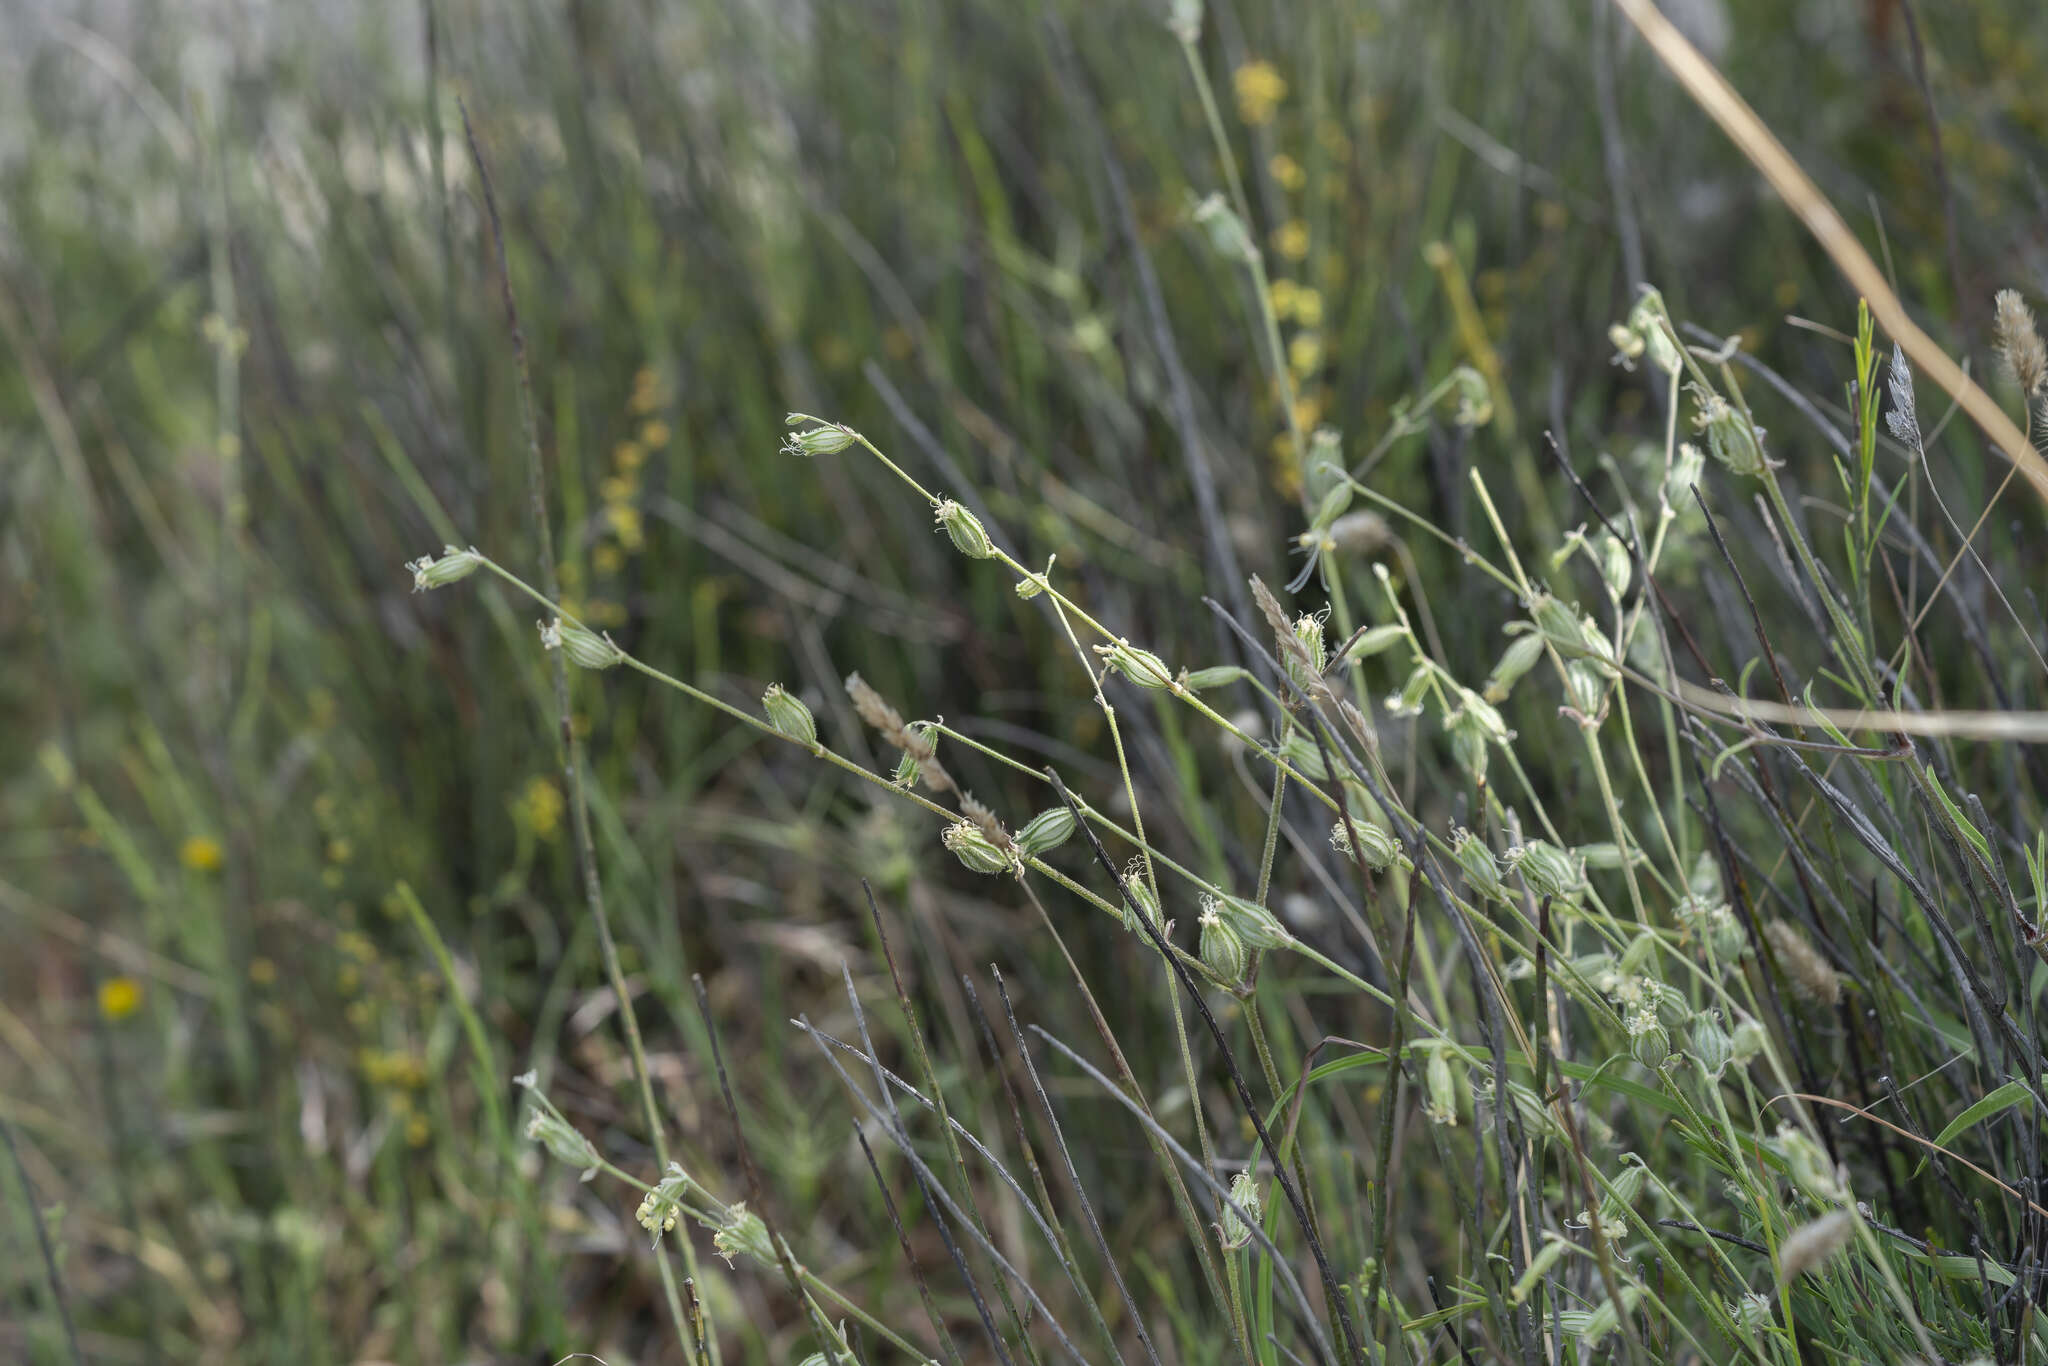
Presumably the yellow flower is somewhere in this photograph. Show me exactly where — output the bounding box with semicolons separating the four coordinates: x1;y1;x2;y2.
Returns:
1289;333;1323;376
1269;152;1305;191
592;543;625;576
628;367;662;415
1292;395;1323;433
516;776;564;841
1273;220;1310;262
1268;277;1299;320
1234;60;1286;126
98;976;143;1022
606;504;644;549
180;836;224;873
613;441;646;471
249;957;277;985
599;475;636;505
638;420;670;449
1293;287;1324;328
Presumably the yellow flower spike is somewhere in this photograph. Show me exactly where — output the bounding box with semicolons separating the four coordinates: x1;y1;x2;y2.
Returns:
1269;152;1305;191
1269;277;1299;320
1233;60;1286;126
1288;333;1323;376
592;543;625;576
1274;220;1310;261
180;836;224;873
599;475;635;505
1294;287;1324;328
613;441;646;471
638;420;669;449
98;976;143;1022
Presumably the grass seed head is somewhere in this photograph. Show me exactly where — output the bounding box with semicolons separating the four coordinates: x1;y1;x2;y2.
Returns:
1763;920;1840;1005
1994;289;2048;397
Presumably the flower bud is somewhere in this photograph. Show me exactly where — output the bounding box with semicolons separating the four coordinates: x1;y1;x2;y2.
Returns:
1118;861;1162;935
1015;807;1076;856
782;418;857;456
713;1203;774;1267
1449;365;1493;428
523;1104;602;1181
1695;393;1771;477
1199;901;1248;982
1598;535;1632;597
1505;839;1582;901
1217;893;1293;950
1218;1171;1261;1250
1095;640;1175;691
1424;1047;1459;1125
935;499;995;559
1343;624;1407;662
1688;849;1723;901
1192;193;1255;263
1332;818;1400;871
1630;1018;1672;1069
761;684;818;750
1482;630;1545;702
1564;660;1608;717
1386;661;1433;718
1288;613;1328;694
1689;1011;1733;1080
942;821;1013;876
539;618;623;670
1451;828;1505;902
407;545;483;592
1666;442;1707;509
1278;732;1328;780
1625;292;1682;374
1181;665;1245;692
1730;1292;1773;1333
1729;1017;1770;1066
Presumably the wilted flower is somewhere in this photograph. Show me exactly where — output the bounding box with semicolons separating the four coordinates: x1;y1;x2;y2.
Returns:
1505;839;1583;901
1694;391;1772;477
713;1203;774;1267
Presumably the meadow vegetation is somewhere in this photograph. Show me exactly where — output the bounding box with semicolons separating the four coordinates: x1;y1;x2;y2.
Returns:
6;2;2048;1363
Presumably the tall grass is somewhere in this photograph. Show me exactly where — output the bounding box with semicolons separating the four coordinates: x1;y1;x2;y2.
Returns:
5;1;2047;1363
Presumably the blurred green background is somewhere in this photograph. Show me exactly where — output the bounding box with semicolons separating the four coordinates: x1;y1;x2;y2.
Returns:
4;0;2044;1361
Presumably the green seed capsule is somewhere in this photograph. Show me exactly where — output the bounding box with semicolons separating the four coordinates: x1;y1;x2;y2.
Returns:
1218;894;1292;950
1199;903;1248;982
761;683;818;749
942;821;1012;875
1451;829;1505;902
1014;807;1076;856
935;499;995;559
1507;839;1582;901
541;618;623;670
782;420;857;456
1343;624;1408;662
1096;640;1175;691
407;545;483;592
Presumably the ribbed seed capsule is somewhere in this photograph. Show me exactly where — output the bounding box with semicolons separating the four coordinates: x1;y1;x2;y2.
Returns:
1689;1011;1733;1079
1217;894;1292;950
1506;839;1582;901
934;499;995;559
1696;393;1770;476
540;618;623;670
1096;640;1175;691
1598;535;1633;597
407;545;483;591
760;684;818;750
1014;807;1076;855
942;821;1013;876
1198;902;1248;982
1278;732;1328;780
1119;865;1162;935
1451;829;1505;901
782;418;857;456
1332;818;1400;871
1424;1048;1459;1125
